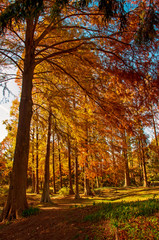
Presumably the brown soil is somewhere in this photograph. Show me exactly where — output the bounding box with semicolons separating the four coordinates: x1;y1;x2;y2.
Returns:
0;195;112;240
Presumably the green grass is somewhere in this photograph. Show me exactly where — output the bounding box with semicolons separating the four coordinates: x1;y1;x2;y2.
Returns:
22;207;40;217
84;198;159;239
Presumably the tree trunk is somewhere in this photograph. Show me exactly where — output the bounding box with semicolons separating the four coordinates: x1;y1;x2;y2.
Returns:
67;132;74;195
111;131;117;186
152;113;159;161
52;128;56;194
1;19;35;221
35;118;39;194
152;111;158;147
84;96;92;196
138;139;143;185
41;110;52;203
58;135;62;189
84;160;91;196
122;131;130;187
31;127;35;193
75;145;80;199
141;139;148;187
96;175;99;188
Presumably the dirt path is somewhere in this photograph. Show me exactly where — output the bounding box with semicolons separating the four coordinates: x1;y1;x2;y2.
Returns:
0;196;111;240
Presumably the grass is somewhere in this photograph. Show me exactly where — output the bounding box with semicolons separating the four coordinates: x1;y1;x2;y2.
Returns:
84;198;159;239
0;186;159;210
0;186;159;239
22;207;40;217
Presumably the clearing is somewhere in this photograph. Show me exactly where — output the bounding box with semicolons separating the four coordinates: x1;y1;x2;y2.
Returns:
0;186;159;240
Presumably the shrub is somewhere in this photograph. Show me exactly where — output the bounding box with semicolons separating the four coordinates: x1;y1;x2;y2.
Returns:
58;187;70;196
22;207;40;217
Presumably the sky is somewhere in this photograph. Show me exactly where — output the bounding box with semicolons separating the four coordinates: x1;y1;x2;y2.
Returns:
0;68;20;142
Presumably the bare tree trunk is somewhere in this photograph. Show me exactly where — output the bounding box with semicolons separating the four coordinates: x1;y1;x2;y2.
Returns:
83;96;92;196
122;131;130;187
75;145;80;199
67;131;74;195
110;130;117;186
41;110;52;203
52;127;56;194
152;113;159;162
1;19;35;220
35;117;39;194
138;139;143;185
58;135;62;189
141;139;148;187
151;108;158;147
31;127;35;193
83;131;92;196
96;175;99;188
84;159;91;196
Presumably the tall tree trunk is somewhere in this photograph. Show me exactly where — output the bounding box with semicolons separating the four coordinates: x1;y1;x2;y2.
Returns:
52;127;56;194
35;118;39;194
31;127;35;193
96;175;99;188
138;139;143;185
84;159;91;196
67;131;74;195
152;113;159;162
111;133;117;186
152;114;158;147
75;144;80;199
84;96;92;196
122;131;130;187
1;19;35;221
141;139;148;187
83;127;92;196
41;110;52;203
58;135;62;189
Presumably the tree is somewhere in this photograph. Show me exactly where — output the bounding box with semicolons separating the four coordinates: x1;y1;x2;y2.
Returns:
1;0;158;220
41;109;52;203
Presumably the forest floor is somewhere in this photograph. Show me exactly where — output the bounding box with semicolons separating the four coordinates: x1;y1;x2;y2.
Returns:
0;186;159;240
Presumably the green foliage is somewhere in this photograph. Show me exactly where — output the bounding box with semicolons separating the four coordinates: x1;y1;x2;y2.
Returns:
51;0;69;21
22;207;40;217
0;0;44;34
58;186;70;196
84;199;159;223
78;0;127;29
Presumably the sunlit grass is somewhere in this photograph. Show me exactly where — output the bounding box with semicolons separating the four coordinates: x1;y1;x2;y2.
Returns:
0;185;159;210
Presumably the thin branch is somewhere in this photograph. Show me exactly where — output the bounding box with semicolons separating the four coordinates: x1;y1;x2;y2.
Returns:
35;43;84;65
0;51;23;73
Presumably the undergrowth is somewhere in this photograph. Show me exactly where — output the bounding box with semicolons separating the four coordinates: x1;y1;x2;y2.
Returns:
84;198;159;239
22;207;40;217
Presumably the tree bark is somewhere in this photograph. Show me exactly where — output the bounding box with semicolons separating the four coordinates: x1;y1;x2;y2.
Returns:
31;127;35;193
141;139;148;187
75;145;80;199
52;127;56;194
83;127;92;196
58;135;62;189
35;117;39;194
41;110;52;203
111;130;117;186
67;132;74;195
96;175;99;188
122;131;130;187
83;96;92;196
1;18;35;221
